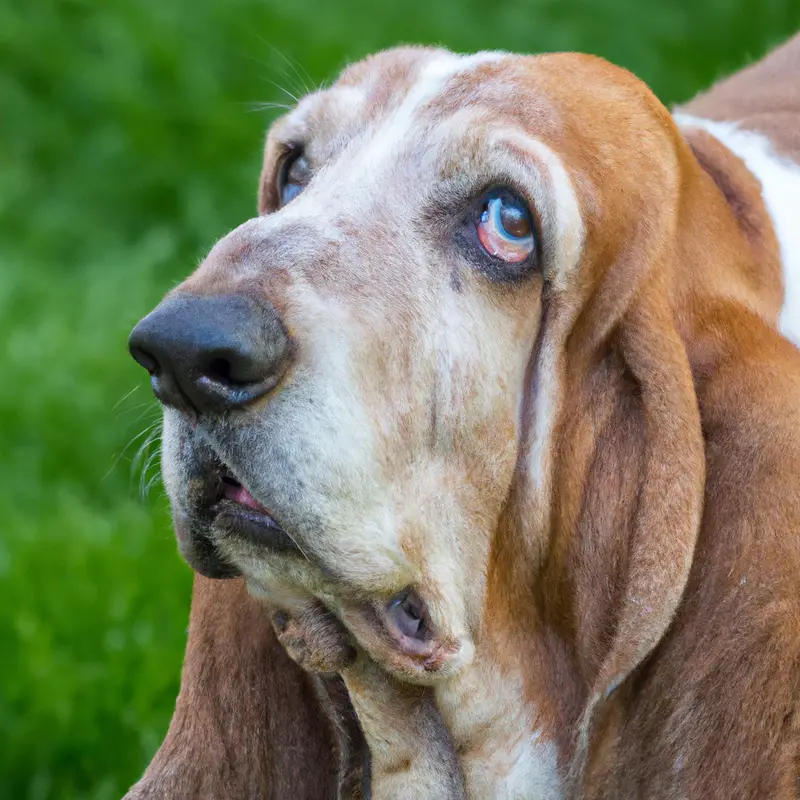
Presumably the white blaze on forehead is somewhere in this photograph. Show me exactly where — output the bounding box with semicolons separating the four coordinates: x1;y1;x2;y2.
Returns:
248;53;509;242
329;84;366;113
350;50;509;183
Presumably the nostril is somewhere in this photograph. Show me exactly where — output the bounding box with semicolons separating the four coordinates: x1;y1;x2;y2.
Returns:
202;347;271;388
129;345;160;376
207;357;236;385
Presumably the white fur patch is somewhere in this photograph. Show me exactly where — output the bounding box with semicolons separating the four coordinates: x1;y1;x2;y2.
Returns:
436;663;563;798
674;113;800;346
350;51;508;184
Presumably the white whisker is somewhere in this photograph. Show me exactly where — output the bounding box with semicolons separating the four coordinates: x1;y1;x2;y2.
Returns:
112;384;140;411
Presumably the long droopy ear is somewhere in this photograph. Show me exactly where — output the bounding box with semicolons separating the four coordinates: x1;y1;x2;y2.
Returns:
493;123;732;789
545;108;788;789
124;576;353;799
566;113;789;784
581;279;705;722
560;272;706;789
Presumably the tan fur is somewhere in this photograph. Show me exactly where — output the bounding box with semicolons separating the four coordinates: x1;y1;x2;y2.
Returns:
678;127;783;322
128;39;800;799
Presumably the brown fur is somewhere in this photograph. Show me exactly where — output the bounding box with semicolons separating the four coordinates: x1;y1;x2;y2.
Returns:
123;577;354;799
127;39;799;799
679;127;783;322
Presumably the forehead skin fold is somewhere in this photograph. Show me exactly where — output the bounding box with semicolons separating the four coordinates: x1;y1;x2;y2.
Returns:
264;46;678;260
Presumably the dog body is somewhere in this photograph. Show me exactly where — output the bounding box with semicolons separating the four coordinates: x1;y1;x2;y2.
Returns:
677;32;800;345
126;36;800;799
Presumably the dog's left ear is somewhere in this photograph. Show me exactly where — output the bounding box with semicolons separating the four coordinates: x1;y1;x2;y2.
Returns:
549;115;786;788
490;118;764;783
573;271;706;711
556;268;706;784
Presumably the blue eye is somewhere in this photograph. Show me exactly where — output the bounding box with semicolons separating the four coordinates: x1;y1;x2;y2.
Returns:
476;189;535;263
278;153;310;206
281;182;304;205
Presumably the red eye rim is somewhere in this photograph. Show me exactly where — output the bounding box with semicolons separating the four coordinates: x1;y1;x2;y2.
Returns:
475;189;536;265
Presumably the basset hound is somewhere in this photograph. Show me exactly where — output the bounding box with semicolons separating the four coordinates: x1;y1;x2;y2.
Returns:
125;33;800;799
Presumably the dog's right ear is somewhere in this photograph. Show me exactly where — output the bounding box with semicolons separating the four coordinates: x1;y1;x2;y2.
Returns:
123;576;351;799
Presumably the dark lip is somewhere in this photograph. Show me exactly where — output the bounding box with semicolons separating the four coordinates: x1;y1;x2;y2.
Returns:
173;439;304;579
175;520;242;579
212;497;301;555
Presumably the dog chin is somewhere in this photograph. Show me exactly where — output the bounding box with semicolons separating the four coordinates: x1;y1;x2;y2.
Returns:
167;446;305;579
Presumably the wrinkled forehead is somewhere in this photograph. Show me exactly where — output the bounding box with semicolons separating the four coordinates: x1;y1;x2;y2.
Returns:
264;46;674;217
258;46;679;298
269;48;566;182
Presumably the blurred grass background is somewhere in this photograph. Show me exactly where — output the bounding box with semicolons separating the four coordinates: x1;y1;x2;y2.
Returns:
1;0;798;797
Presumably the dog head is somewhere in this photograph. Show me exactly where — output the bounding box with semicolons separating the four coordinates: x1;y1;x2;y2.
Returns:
131;47;769;689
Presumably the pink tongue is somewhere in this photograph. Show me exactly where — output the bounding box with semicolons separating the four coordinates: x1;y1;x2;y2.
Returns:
225;482;269;513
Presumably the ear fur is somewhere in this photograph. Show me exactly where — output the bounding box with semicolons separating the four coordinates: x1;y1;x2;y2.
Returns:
502;129;721;788
555;272;706;787
123;576;353;799
596;281;705;686
550;114;790;790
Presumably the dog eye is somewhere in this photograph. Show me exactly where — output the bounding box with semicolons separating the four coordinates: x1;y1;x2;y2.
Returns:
278;152;310;206
476;189;535;264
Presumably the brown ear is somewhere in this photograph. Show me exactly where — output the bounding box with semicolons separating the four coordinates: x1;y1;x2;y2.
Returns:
551;116;791;788
482;243;706;789
124;576;355;799
555;272;706;780
494;131;734;786
596;286;704;670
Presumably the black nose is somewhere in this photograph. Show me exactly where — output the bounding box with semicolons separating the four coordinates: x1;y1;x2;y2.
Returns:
128;294;290;414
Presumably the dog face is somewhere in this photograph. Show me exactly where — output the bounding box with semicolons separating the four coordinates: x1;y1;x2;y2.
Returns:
130;46;685;681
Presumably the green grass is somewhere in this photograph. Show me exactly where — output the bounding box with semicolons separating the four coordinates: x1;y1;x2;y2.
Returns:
2;0;797;797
